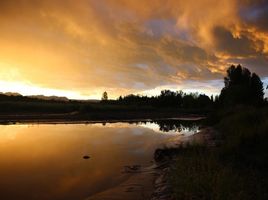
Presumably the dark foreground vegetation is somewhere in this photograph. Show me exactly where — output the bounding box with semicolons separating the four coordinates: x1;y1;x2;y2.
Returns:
170;106;268;200
156;65;268;200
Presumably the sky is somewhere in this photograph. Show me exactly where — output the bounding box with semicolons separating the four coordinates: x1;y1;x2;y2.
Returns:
0;0;268;99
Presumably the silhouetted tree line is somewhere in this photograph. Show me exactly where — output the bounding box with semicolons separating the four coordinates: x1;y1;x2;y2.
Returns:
112;64;265;109
115;90;213;110
0;64;265;114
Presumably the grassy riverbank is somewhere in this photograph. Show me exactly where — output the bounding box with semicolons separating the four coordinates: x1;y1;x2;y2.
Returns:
0;99;209;123
171;106;268;200
0;91;213;122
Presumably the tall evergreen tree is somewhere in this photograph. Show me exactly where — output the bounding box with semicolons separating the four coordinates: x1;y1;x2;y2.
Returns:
220;65;264;106
250;73;264;104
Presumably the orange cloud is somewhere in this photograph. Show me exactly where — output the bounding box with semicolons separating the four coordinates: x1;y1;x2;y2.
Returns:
0;0;267;98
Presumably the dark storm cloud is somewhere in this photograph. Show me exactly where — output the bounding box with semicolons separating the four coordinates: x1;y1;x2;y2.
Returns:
213;26;259;57
240;0;268;32
0;0;268;98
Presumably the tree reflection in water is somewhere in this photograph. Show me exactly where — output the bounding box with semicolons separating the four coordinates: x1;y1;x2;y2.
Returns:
154;120;200;133
128;119;201;133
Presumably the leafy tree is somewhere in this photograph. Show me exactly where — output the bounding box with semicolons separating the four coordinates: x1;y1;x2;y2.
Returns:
101;91;108;101
157;90;183;107
197;94;212;108
182;94;196;108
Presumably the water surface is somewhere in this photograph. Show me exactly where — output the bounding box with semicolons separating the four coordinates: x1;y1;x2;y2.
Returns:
0;120;200;200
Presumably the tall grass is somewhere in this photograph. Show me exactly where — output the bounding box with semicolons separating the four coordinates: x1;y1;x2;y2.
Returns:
171;106;268;200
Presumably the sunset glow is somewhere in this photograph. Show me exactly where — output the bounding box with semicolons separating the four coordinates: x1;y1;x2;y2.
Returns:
0;0;268;99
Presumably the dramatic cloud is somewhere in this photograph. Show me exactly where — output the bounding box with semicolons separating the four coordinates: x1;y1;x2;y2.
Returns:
0;0;267;99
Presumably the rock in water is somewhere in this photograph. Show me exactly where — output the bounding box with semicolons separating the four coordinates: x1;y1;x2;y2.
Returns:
83;155;90;159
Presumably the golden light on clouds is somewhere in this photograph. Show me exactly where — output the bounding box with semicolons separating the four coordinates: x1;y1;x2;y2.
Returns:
0;0;267;99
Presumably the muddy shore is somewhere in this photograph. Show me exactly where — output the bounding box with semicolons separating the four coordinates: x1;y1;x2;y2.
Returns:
151;127;216;200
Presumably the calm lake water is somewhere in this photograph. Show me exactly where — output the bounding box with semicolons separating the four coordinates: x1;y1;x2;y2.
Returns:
0;120;200;200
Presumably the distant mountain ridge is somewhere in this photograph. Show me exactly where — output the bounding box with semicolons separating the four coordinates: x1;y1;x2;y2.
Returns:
28;95;69;102
0;92;68;101
1;92;22;96
0;92;100;102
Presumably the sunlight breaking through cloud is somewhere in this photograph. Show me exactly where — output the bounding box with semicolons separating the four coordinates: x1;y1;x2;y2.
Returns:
0;0;267;99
